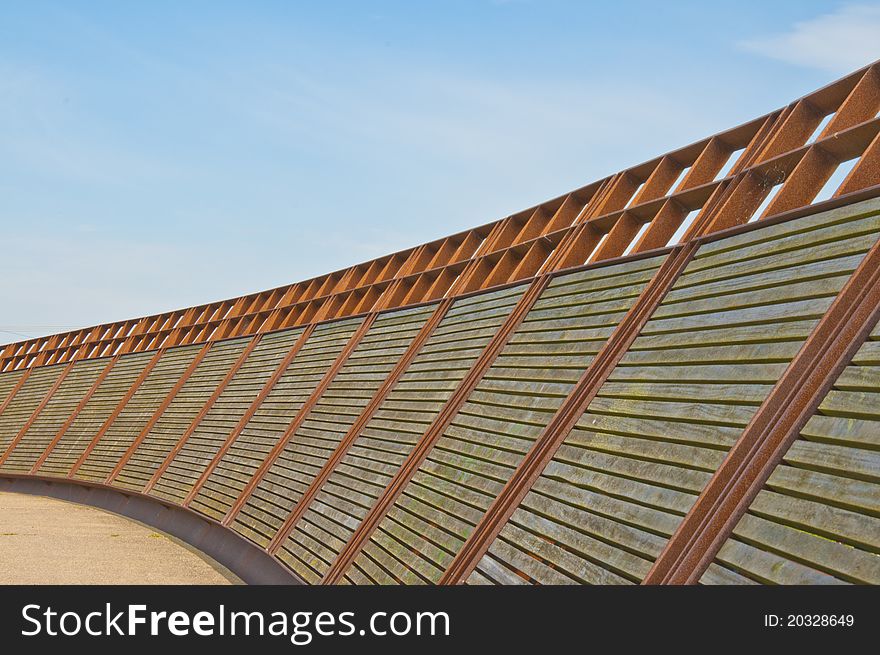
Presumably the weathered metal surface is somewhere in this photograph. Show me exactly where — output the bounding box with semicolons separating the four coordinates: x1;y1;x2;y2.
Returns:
645;218;880;585
440;248;695;584
225;316;372;545
38;351;159;476
461;198;880;585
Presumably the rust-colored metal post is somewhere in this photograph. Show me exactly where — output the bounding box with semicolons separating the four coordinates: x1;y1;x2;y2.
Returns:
104;343;213;484
644;234;880;585
265;297;454;551
68;348;166;478
143;334;264;494
322;274;553;584
30;355;120;472
223;314;378;525
182;325;317;506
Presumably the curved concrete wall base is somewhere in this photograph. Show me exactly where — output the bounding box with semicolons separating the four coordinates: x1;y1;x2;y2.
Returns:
0;475;302;585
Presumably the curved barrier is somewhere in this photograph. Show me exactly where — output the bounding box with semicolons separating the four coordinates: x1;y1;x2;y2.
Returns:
1;63;879;584
0;475;299;584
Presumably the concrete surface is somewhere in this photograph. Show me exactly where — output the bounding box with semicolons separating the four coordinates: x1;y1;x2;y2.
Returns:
0;491;241;584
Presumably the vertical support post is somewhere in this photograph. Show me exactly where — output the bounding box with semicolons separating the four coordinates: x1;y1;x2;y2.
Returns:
265;297;454;550
322;274;552;584
30;355;119;472
143;334;264;494
644;236;880;584
103;342;213;484
222;314;378;525
182;325;317;506
68;348;166;478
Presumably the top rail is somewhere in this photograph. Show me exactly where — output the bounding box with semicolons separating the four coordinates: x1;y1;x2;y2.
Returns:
3;61;879;372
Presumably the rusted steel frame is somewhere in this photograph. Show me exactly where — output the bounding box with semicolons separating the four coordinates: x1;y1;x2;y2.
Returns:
65;349;163;477
697;109;789;231
733;110;786;171
222;313;378;525
752;118;878;218
634;111;783;250
478;214;524;257
634;174;723;253
0;361;75;465
4;341;42;372
822;65;880;137
574;177;616;223
644;234;880;585
538;177;617;272
0;343;17;368
620;110;781;255
631;156;682;205
756;100;821;163
265;297;455;552
762;145;837;218
321;273;553;584
439;243;696;584
628;198;690;253
589;210;647;261
33;329;86;368
30;355;120;473
143;334;264;494
695;185;880;253
559;115;765;267
676;137;729;191
445;221;519;297
3;65;879;373
104;343;213;484
837;131;880;196
0;68;880;380
591;172;642;217
182;324;317;506
0;367;32;416
697;166;768;236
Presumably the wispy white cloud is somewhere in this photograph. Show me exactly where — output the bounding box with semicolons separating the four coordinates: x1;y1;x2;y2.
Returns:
739;3;880;73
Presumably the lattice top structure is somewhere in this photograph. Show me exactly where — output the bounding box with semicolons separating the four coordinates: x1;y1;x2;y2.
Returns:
0;64;878;586
3;62;878;372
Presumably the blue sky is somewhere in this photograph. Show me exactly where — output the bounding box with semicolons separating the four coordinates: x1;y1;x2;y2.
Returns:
2;1;879;344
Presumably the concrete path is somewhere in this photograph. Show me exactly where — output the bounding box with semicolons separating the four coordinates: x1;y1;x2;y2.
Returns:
0;491;241;584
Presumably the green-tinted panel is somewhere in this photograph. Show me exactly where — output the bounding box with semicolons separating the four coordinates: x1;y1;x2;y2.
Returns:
471;201;880;585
